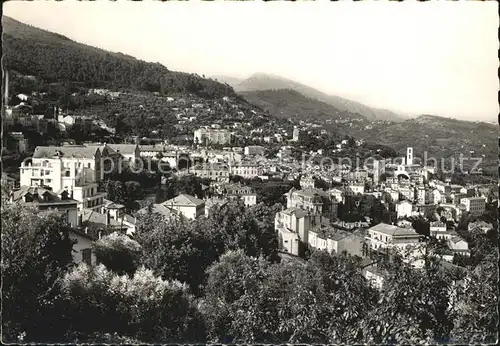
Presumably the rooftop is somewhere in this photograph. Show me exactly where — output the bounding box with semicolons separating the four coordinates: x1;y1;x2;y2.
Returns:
312;226;353;241
280;207;307;219
81;208;126;229
369;223;420;237
164;194;205;207
11;186;78;206
33;146;101;159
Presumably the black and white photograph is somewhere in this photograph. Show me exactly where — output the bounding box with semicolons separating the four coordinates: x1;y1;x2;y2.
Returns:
1;1;498;344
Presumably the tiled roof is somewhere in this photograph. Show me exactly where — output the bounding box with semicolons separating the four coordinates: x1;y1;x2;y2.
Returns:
137;203;173;218
313;226;352;241
12;186;77;205
107;144;138;155
369;223;419;237
281;207;307;218
103;198;125;209
165;194;205;207
81;208;124;229
33;146;100;159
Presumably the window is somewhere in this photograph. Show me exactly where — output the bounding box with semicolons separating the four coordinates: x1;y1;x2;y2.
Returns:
87;163;91;168
81;249;92;265
65;171;70;177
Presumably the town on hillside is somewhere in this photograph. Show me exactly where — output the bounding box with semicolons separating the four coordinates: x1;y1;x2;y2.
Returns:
1;4;498;345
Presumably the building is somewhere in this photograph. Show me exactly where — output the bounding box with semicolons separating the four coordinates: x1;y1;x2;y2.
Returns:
299;175;316;189
308;226;364;256
346;183;365;196
230;162;262;179
372;159;385;185
204;197;228;217
468;221;493;233
10;186;79;227
429;221;459;240
366;223;422;253
106;144;141;163
363;264;388;290
284;188;339;219
81;208;130;234
406;147;414;165
9;132;29;153
163;194;205;220
70;228;97;265
429;221;447;234
460;197;486;216
396;200;413;218
191;164;230;183
20;146;110;211
21;146;109;187
194;128;232;145
448;236;470;256
244;145;266;156
221;183;257;207
275;207;322;255
399;187;414;201
292;127;300;142
100;199;136;235
278;228;301;255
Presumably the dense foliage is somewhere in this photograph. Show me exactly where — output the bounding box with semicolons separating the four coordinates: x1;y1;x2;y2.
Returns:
1;199;498;343
1;204;75;342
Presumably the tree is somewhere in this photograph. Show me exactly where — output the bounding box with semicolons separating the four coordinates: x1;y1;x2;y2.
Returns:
359;258;456;344
60;264;206;342
1;204;75;343
411;216;431;237
202;250;271;343
134;212;220;295
92;232;142;276
202;250;378;343
450;252;498;343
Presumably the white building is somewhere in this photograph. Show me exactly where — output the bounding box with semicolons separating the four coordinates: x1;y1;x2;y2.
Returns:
20;146;109;211
230;162;262;179
163;194;205;220
396;200;413;218
366;223;423;267
460;197;486;216
221;183;257;207
244;145;266;156
194;128;232;145
10;186;79;227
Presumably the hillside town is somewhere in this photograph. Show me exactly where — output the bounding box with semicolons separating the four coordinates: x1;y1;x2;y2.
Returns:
4;80;498;271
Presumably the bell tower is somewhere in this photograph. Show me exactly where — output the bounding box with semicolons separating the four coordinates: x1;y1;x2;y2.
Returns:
406;147;413;165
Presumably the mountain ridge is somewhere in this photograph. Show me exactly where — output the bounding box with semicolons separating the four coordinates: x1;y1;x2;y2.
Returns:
214;72;408;122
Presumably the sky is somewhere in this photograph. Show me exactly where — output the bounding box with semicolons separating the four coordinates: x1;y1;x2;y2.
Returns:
4;0;499;121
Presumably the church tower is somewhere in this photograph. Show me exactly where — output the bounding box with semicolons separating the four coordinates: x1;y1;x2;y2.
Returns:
406;147;413;165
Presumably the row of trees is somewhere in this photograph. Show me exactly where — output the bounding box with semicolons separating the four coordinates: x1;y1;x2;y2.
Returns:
2;193;498;343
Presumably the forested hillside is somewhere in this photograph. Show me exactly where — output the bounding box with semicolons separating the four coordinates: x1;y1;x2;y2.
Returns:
232;73;407;122
2;16;235;98
240;88;366;123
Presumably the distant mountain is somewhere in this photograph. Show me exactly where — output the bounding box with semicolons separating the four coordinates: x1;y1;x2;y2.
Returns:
2;16;236;98
240;88;366;123
210;75;244;87
232;73;407;122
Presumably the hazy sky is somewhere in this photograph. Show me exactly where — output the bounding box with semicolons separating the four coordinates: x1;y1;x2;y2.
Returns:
4;1;498;121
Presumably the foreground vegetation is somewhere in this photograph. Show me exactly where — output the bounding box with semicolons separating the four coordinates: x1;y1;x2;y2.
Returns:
2;198;497;344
